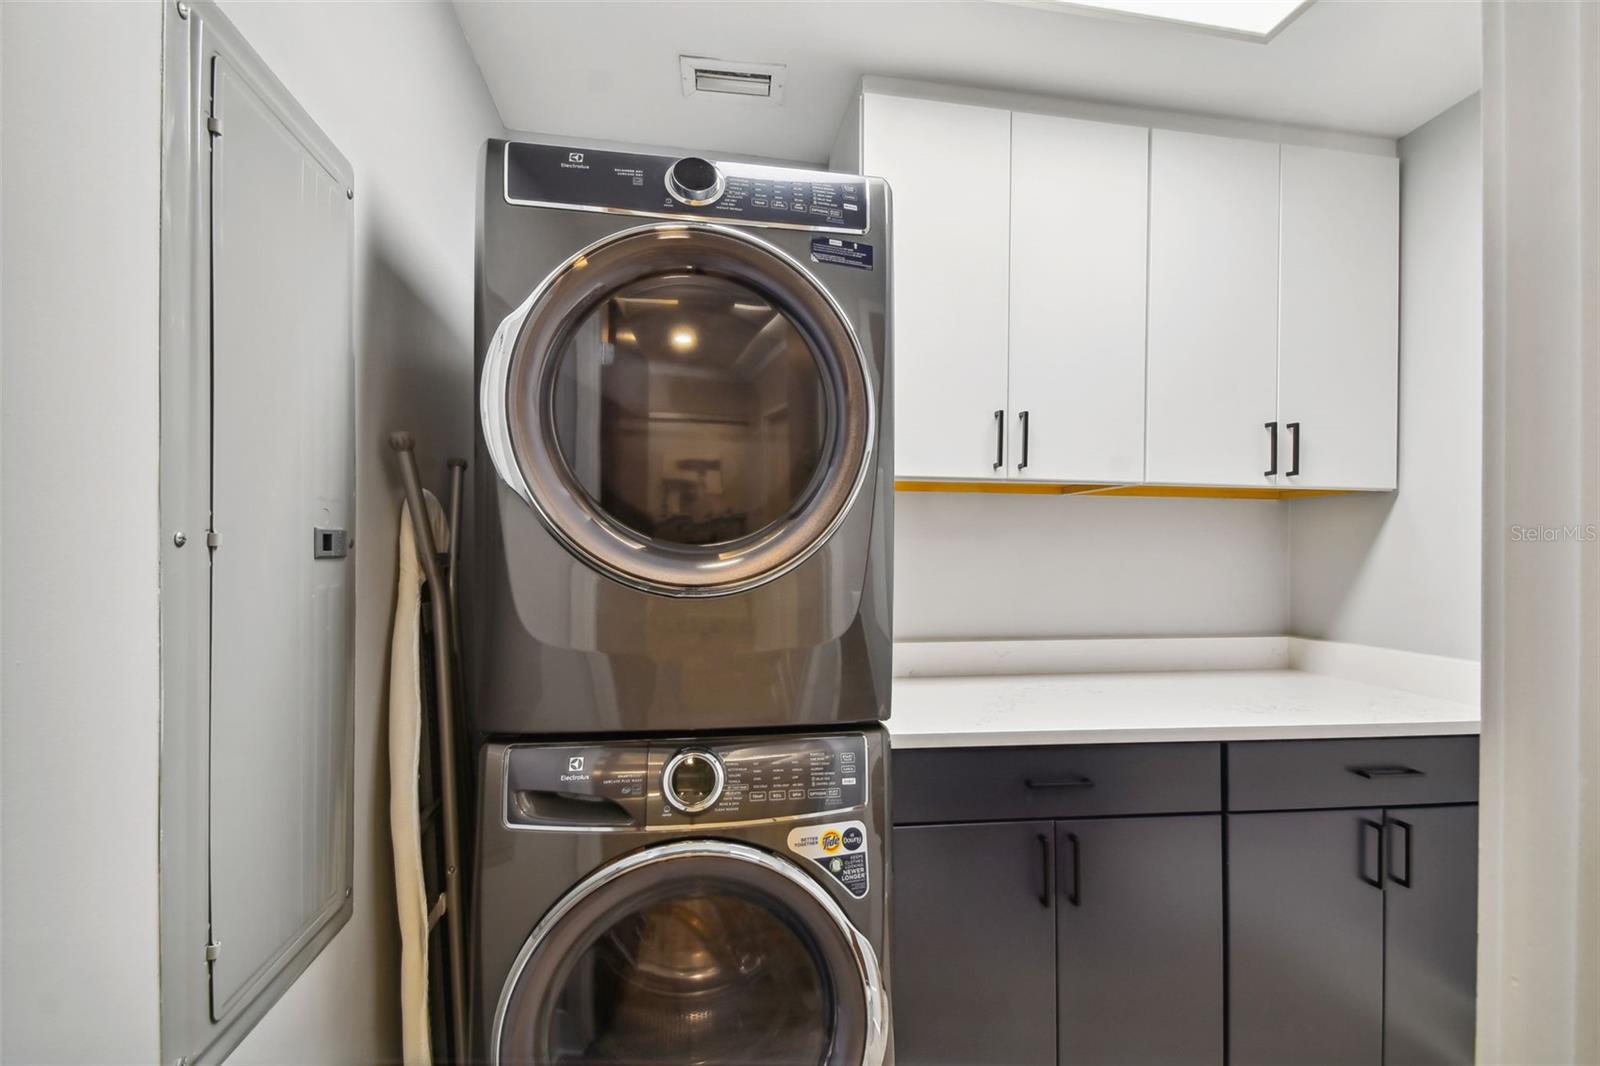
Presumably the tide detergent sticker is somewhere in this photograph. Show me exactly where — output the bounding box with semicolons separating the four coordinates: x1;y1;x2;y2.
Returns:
788;820;869;898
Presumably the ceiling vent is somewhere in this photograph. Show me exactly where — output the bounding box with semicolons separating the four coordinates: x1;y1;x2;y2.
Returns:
679;56;787;105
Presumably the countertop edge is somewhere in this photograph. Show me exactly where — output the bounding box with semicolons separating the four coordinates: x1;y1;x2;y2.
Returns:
887;717;1483;749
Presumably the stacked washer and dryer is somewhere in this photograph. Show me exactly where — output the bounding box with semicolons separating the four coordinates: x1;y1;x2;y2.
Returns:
467;139;894;1066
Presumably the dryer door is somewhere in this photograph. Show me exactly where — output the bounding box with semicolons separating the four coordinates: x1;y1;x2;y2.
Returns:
491;841;888;1066
483;224;875;596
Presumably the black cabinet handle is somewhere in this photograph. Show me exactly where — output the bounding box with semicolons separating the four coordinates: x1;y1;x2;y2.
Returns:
993;409;1004;470
1036;832;1052;907
1064;832;1082;907
1349;765;1426;779
1025;775;1094;790
1359;818;1385;888
1264;421;1278;477
1286;421;1301;476
1387;818;1413;888
1017;410;1030;471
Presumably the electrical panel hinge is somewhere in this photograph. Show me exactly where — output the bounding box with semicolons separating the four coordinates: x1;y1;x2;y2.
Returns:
205;529;220;550
206;116;222;137
204;939;221;962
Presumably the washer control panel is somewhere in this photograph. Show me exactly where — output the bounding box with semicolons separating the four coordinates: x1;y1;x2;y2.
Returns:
503;140;869;233
502;733;868;831
647;734;867;828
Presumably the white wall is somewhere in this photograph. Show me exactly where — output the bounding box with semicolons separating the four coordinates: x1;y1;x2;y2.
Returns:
896;493;1288;640
1287;95;1483;661
0;3;165;1062
209;2;502;1062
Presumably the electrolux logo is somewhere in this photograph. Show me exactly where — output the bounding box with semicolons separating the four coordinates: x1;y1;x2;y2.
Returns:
561;150;590;172
568;152;584;164
568;756;585;772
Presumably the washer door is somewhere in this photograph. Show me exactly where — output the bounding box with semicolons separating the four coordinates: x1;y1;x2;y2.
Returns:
483;224;874;596
492;841;888;1066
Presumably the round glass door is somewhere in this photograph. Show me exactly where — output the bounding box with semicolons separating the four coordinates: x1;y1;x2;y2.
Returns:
493;842;886;1066
493;226;874;595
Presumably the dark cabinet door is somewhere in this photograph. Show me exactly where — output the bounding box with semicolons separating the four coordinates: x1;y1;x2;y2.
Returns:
1057;815;1224;1066
892;821;1057;1066
1383;805;1478;1066
1229;809;1386;1066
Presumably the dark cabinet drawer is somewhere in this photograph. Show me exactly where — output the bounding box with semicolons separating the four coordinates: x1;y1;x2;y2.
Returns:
1227;736;1478;812
893;742;1221;824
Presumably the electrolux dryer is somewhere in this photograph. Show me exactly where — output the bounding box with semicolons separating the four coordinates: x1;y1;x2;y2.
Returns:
472;727;892;1065
470;140;893;736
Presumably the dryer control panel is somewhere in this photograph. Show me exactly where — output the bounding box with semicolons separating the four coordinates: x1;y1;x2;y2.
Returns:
503;140;870;234
502;733;868;831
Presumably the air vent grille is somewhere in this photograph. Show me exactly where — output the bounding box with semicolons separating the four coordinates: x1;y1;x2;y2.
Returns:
679;56;786;105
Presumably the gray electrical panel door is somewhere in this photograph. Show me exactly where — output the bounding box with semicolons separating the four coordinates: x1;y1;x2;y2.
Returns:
206;52;355;1019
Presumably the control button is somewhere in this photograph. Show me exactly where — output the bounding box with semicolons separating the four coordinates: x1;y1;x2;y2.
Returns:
665;156;725;206
662;749;726;814
750;791;767;801
788;788;806;800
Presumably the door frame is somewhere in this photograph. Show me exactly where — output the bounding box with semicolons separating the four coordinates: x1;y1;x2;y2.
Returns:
1479;3;1600;1061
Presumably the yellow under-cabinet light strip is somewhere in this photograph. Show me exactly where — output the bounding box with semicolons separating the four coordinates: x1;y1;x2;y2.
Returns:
893;479;1354;500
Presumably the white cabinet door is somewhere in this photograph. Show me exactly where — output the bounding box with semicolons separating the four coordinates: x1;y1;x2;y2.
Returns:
1278;145;1400;490
863;93;1011;479
1146;130;1281;486
1008;113;1149;483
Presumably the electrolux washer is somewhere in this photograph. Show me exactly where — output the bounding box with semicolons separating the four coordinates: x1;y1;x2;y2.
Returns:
472;727;892;1065
470;140;893;736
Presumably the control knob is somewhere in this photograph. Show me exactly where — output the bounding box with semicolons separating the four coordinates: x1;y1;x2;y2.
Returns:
662;748;725;813
665;156;725;207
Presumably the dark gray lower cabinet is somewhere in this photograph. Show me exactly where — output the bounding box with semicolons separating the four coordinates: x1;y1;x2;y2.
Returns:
1383;805;1479;1066
1229;806;1478;1066
1057;816;1224;1066
892;821;1058;1066
892;739;1477;1066
892;816;1223;1066
1229;809;1387;1066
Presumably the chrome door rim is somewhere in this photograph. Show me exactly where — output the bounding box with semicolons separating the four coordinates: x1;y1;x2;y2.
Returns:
489;839;889;1066
480;222;876;597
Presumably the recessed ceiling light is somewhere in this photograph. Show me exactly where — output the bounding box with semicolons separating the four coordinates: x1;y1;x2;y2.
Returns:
1012;0;1313;42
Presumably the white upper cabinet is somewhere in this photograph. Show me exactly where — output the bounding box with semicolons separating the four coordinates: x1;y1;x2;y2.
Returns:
847;86;1401;493
1278;146;1400;490
1146;129;1282;487
861;93;1012;479
1008;113;1149;483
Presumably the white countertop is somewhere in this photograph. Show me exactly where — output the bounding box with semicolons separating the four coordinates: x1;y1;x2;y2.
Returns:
888;668;1480;748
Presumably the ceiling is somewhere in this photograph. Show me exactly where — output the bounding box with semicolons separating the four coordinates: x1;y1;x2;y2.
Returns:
453;0;1481;164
